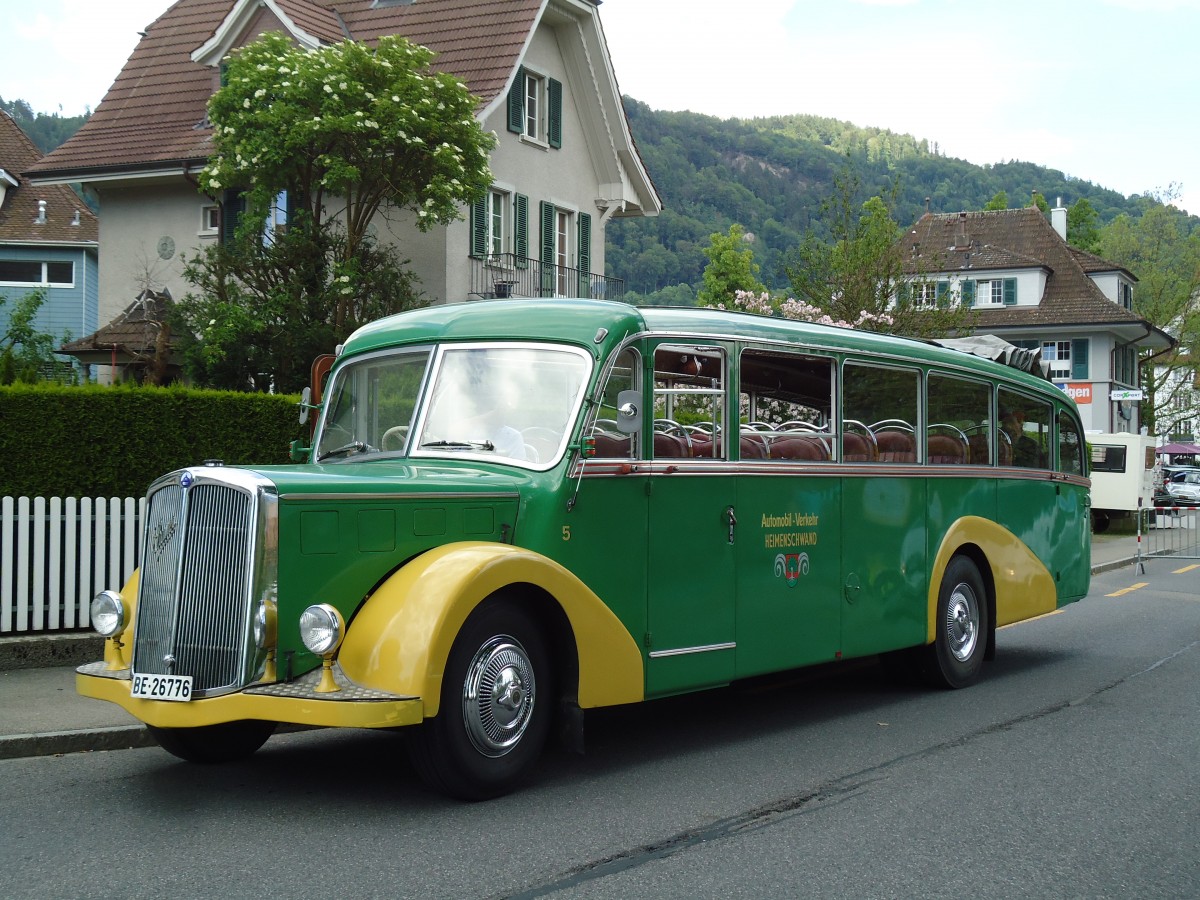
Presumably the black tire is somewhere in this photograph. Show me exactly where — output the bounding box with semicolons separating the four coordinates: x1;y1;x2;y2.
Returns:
1091;510;1110;534
407;597;552;801
147;720;276;763
923;556;988;689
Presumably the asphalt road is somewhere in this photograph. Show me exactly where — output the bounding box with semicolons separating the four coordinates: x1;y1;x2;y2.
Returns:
2;562;1197;899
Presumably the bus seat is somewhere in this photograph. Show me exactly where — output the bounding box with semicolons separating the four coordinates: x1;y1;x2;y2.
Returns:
842;432;875;462
591;433;632;458
966;433;991;465
927;433;967;465
689;432;722;459
653;432;687;458
739;431;770;459
875;429;916;463
771;436;827;461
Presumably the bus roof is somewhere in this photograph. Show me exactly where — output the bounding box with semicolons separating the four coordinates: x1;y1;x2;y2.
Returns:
340;298;1064;398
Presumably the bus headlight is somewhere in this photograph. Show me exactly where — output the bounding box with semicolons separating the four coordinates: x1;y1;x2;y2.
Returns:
299;604;344;656
90;590;128;638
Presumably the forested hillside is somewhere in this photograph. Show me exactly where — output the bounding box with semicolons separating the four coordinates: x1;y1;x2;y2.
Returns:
608;100;1150;300
0;98;90;154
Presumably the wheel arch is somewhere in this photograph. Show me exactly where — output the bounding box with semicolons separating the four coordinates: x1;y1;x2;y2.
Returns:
336;542;644;717
927;516;1056;646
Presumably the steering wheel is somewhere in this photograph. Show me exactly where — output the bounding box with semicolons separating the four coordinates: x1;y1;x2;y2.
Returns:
381;425;409;451
521;427;561;460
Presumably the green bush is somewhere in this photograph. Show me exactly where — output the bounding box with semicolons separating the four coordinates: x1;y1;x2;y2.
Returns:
0;383;306;498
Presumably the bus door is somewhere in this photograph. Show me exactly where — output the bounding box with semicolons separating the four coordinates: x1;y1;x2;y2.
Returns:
733;348;842;678
644;342;736;695
838;362;927;658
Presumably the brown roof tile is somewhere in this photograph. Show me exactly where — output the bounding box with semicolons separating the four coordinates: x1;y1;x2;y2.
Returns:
60;289;178;356
900;207;1144;328
0;110;98;243
28;0;542;179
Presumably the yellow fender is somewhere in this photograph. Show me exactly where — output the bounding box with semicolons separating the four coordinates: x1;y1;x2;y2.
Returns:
337;541;645;717
927;516;1057;644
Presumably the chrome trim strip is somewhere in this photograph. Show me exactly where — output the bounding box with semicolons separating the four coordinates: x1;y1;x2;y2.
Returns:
649;641;736;659
279;491;521;502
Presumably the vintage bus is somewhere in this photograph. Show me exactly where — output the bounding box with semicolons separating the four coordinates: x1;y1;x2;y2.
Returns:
79;299;1091;799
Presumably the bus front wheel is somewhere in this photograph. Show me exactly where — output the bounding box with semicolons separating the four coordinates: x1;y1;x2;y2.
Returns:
925;556;988;689
407;597;552;801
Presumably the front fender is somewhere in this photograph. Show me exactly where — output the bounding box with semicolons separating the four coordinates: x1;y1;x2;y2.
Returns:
337;542;645;717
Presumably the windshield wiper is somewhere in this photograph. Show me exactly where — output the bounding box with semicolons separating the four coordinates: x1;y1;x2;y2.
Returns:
318;440;372;461
420;439;495;451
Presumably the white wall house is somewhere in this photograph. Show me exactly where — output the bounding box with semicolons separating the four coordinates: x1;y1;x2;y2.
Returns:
25;0;660;382
899;205;1173;434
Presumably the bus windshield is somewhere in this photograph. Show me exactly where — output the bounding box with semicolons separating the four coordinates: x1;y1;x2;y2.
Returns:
316;342;591;468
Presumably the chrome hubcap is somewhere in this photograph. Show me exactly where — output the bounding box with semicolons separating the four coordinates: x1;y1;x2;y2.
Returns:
462;636;535;757
945;582;980;662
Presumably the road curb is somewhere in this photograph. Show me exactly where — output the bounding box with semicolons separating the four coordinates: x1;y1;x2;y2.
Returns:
1092;557;1136;575
0;725;155;761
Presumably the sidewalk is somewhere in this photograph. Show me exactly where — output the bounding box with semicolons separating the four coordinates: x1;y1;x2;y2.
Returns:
0;533;1143;762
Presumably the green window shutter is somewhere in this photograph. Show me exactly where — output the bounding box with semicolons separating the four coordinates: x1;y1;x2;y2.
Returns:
548;77;563;149
1003;277;1017;305
540;201;556;295
221;189;245;243
469;197;487;258
1071;338;1089;379
897;281;911;305
936;280;950;308
577;212;592;297
514;194;529;268
961;279;976;307
507;68;525;134
219;62;230;88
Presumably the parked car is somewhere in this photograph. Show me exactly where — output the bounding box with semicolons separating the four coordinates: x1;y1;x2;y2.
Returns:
1165;469;1200;506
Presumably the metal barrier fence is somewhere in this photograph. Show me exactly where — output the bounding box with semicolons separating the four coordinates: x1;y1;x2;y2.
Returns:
1;496;143;634
1136;505;1200;574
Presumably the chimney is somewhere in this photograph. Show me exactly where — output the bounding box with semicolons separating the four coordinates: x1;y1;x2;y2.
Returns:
1051;197;1067;241
35;199;47;224
954;210;969;249
71;209;81;226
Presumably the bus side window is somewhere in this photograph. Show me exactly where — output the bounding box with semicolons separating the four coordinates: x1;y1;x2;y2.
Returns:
927;373;990;465
842;362;918;464
1057;409;1085;475
653;344;726;459
739;349;833;462
588;348;639;459
998;389;1052;469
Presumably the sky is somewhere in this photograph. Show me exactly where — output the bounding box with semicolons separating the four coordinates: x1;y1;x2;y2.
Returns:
3;0;1198;214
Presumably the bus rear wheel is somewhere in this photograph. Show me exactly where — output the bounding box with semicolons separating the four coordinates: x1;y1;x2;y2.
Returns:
924;556;988;689
147;720;276;763
407;597;552;801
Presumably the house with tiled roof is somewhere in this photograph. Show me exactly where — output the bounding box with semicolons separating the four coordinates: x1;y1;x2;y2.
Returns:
898;204;1173;434
25;0;660;379
0;110;99;363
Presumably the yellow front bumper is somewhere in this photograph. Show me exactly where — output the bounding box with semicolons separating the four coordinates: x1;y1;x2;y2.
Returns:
76;662;425;730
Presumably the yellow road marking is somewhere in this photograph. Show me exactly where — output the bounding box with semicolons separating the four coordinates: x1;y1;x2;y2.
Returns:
1107;582;1149;597
1173;564;1200;575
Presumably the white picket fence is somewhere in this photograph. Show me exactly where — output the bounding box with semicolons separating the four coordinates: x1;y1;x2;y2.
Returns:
1;497;143;634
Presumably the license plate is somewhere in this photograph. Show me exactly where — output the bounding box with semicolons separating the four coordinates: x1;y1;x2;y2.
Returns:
131;672;194;702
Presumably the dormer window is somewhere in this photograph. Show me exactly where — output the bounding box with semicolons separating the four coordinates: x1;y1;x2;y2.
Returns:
508;67;562;149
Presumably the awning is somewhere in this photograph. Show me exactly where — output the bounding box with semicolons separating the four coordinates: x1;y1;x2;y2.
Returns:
1155;442;1200;455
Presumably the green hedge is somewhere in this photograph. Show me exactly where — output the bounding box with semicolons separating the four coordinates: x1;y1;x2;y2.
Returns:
0;384;306;498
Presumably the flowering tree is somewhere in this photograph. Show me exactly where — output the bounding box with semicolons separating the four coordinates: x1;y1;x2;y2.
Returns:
181;32;497;390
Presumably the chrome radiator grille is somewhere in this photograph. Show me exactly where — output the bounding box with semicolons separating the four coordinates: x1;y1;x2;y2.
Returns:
132;470;276;696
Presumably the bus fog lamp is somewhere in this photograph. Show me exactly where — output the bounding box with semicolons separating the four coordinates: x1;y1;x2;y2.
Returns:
90;590;127;637
299;604;344;656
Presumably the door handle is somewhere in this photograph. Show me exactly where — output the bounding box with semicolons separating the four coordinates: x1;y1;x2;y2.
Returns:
726;505;737;544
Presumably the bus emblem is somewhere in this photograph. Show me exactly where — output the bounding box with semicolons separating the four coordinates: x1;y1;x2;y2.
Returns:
774;552;810;586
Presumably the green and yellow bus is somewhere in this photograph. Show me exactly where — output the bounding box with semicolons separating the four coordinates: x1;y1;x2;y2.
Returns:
79;298;1090;799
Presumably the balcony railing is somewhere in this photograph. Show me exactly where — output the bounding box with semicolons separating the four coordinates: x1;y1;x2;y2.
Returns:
469;254;624;301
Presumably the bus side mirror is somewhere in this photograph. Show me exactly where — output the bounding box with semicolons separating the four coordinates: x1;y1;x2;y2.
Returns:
615;390;642;434
299;387;312;425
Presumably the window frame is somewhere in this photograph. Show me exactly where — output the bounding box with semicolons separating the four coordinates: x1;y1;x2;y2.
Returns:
0;259;75;287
